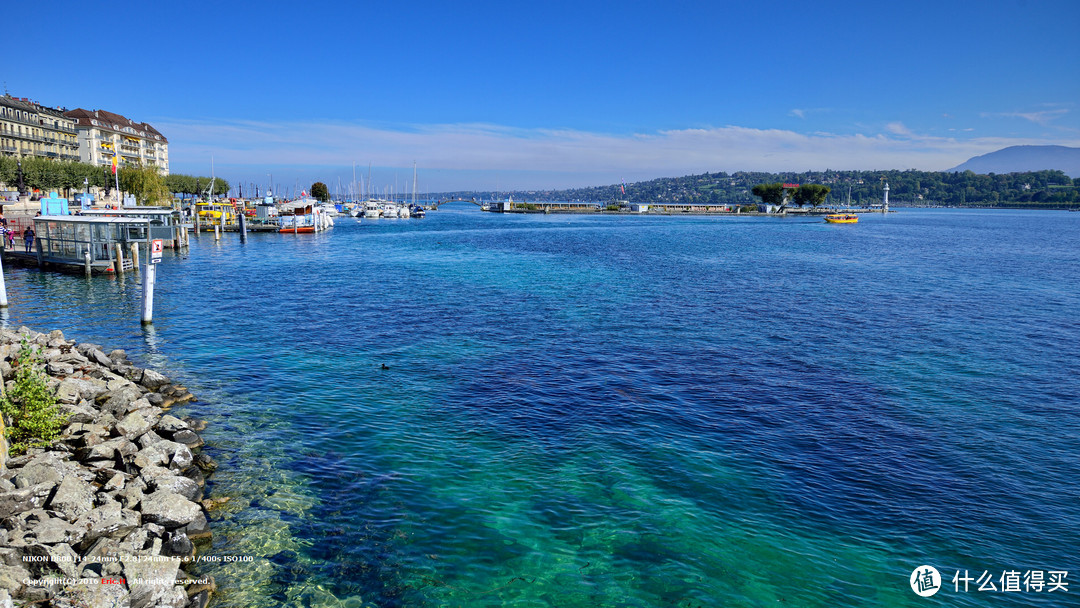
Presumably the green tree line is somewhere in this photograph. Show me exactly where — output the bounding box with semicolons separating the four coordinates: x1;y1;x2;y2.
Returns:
463;169;1079;208
0;157;229;203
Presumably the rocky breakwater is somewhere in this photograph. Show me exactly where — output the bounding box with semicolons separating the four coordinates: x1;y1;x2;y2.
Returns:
0;327;219;608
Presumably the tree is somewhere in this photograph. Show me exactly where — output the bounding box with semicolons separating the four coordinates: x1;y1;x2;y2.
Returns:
119;165;172;205
751;183;785;209
310;181;329;202
793;184;830;208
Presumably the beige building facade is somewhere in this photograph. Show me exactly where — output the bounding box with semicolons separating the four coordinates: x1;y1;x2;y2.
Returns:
0;95;80;162
64;108;169;175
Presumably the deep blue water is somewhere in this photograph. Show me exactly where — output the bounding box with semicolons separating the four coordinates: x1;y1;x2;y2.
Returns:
4;207;1079;607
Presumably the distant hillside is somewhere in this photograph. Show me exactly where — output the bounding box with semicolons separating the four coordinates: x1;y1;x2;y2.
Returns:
437;168;1079;208
949;145;1080;178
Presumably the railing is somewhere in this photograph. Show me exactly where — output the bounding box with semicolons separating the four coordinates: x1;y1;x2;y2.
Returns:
0;114;39;127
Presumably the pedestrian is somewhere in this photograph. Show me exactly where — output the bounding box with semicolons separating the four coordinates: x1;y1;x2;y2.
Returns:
5;228;13;249
23;225;34;253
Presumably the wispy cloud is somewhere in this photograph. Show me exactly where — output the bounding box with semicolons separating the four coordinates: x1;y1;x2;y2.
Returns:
788;107;831;119
980;108;1069;126
157;118;1080;190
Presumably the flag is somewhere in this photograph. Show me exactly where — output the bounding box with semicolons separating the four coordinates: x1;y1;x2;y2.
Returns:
111;154;118;174
621;179;626;196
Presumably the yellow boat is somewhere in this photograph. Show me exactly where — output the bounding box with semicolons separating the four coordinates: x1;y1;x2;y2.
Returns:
824;214;858;224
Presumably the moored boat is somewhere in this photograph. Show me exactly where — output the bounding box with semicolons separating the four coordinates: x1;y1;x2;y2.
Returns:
824;214;858;224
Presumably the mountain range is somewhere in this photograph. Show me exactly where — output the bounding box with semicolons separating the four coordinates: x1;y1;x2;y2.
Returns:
949;145;1080;178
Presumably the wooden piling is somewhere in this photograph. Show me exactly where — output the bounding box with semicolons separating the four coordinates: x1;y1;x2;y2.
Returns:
115;243;125;274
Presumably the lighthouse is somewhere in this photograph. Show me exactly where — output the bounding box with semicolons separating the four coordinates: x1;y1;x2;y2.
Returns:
883;182;890;213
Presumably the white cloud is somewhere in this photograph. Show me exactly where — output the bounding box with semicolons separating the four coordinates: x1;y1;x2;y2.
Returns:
156;118;1080;190
980;108;1069;126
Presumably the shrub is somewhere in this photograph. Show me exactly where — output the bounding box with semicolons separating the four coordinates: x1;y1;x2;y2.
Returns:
1;343;67;455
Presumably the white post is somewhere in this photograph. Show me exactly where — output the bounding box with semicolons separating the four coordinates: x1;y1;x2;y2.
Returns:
115;243;125;274
214;223;220;241
140;262;156;324
0;253;8;308
84;245;92;277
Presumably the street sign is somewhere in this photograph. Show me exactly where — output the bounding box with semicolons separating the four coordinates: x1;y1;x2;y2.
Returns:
150;239;163;263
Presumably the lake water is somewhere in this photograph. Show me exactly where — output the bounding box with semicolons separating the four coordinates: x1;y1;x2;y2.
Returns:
5;207;1079;607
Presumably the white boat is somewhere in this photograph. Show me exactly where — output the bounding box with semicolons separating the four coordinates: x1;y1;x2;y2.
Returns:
364;200;383;219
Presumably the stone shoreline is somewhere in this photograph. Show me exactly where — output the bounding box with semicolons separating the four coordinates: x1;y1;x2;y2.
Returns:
0;327;219;608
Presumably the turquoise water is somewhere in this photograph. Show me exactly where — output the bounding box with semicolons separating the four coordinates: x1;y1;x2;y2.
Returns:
5;208;1079;607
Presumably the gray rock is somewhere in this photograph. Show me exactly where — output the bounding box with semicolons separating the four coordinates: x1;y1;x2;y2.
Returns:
184;510;211;543
145;392;164;406
0;484;54;518
192;453;217;473
171;429;204;449
159;585;189;608
23;542;80;577
57;401;98;424
107;349;127;362
140;369;169;390
49;578;129;607
132;444;170;469
123;552;182;608
46;361;75;376
103;473;125;492
137;431;166;448
47;475;95;522
188;589;212;608
32;516;85;545
115;411;152;440
88;349;113;368
141;491;201;528
72;499;139;547
54;377;105;406
155;415;190;435
0;564;31;599
13;452;72;488
162;530;193;558
148;475;202;503
99;390;142;417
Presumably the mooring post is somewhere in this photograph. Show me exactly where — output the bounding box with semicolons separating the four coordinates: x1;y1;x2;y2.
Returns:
0;251;8;308
141;261;156;324
239;212;247;242
214;222;220;241
115;244;125;274
84;245;92;277
130;242;140;268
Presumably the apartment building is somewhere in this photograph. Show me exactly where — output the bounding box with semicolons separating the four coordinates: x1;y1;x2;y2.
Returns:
64;108;169;175
0;95;80;162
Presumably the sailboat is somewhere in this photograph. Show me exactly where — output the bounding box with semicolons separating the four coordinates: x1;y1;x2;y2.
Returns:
410;162;425;218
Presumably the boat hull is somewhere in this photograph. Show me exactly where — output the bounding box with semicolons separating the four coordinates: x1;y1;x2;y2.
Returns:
825;214;858;224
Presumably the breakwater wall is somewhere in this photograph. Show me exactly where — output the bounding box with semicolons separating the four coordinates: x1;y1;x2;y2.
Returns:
0;327;219;608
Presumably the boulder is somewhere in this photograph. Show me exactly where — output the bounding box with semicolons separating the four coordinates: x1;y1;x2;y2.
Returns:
32;516;86;545
139;369;170;390
0;484;54;518
141;491;201;528
156;415;190;436
87;348;113;368
72;499;139;547
114;412;152;440
23;542;80;577
183;510;212;544
47;475;95;522
148;475;202;503
162;530;193;558
192;453;217;473
172;429;204;449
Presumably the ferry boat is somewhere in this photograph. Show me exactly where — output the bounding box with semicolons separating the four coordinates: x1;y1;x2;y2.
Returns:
824;214;859;224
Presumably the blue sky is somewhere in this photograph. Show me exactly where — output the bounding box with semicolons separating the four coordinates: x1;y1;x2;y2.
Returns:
7;0;1079;193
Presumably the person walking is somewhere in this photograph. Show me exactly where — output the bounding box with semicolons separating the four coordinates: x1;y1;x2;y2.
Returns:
23;225;35;253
